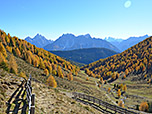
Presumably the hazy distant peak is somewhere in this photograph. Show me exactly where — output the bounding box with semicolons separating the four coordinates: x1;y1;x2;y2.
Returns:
62;33;75;37
104;37;123;42
25;34;53;48
34;33;43;38
25;36;32;40
84;34;91;38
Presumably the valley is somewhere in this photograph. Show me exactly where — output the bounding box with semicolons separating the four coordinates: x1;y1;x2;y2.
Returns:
1;31;152;113
50;48;117;64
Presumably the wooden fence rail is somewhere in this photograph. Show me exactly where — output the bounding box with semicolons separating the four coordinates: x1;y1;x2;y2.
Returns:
26;75;35;114
72;92;139;114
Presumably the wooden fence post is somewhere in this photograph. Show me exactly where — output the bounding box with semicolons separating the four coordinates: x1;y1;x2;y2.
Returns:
30;106;35;114
31;94;35;106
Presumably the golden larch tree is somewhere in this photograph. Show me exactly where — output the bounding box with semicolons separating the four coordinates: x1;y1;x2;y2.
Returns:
0;52;7;63
15;48;21;57
57;66;64;78
108;88;111;93
6;45;12;53
0;42;7;57
139;102;149;112
67;72;73;81
46;75;57;88
117;89;121;98
9;54;18;74
39;58;45;69
123;85;127;92
48;65;52;74
44;69;49;76
118;100;125;108
100;77;103;84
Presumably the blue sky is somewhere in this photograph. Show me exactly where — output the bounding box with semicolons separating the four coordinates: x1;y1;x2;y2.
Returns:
0;0;152;40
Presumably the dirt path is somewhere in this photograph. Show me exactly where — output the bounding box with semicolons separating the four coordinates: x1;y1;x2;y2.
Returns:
95;81;117;105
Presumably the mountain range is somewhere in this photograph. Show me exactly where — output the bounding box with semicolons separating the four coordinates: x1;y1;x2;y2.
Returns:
25;33;149;53
105;35;149;52
25;34;53;48
44;34;120;52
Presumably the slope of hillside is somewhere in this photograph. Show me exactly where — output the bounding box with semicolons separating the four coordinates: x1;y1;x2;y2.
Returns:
81;36;152;113
82;36;152;80
25;34;53;48
0;29;112;113
44;33;120;52
82;35;152;81
51;48;118;64
118;35;149;51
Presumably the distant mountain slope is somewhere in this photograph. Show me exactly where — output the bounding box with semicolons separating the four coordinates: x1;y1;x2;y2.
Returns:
25;34;53;48
104;37;123;48
118;35;149;51
44;34;120;52
105;35;149;52
82;36;152;81
51;48;118;64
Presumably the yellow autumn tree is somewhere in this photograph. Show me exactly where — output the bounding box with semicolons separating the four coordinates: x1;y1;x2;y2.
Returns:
123;75;126;79
0;52;7;63
108;88;111;93
15;48;21;57
6;45;12;53
9;54;18;74
44;69;49;76
52;70;57;76
123;85;127;92
0;52;8;71
119;84;123;89
46;75;57;88
139;102;149;112
39;58;45;69
27;55;32;64
67;72;73;81
0;42;7;57
33;59;39;67
100;77;104;84
144;74;147;79
57;66;64;78
118;100;125;108
117;89;121;98
48;65;52;74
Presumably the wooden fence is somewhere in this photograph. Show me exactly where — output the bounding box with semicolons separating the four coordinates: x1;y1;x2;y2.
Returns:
72;92;139;114
26;75;35;114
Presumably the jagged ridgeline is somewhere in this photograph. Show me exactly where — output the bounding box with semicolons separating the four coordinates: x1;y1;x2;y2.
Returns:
0;29;80;84
82;36;152;83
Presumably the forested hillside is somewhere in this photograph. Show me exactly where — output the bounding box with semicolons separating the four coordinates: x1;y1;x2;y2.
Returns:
82;36;152;83
0;29;80;88
0;29;110;114
51;48;117;64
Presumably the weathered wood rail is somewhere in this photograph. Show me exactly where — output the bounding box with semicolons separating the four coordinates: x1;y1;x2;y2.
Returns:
26;75;35;114
72;92;139;114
